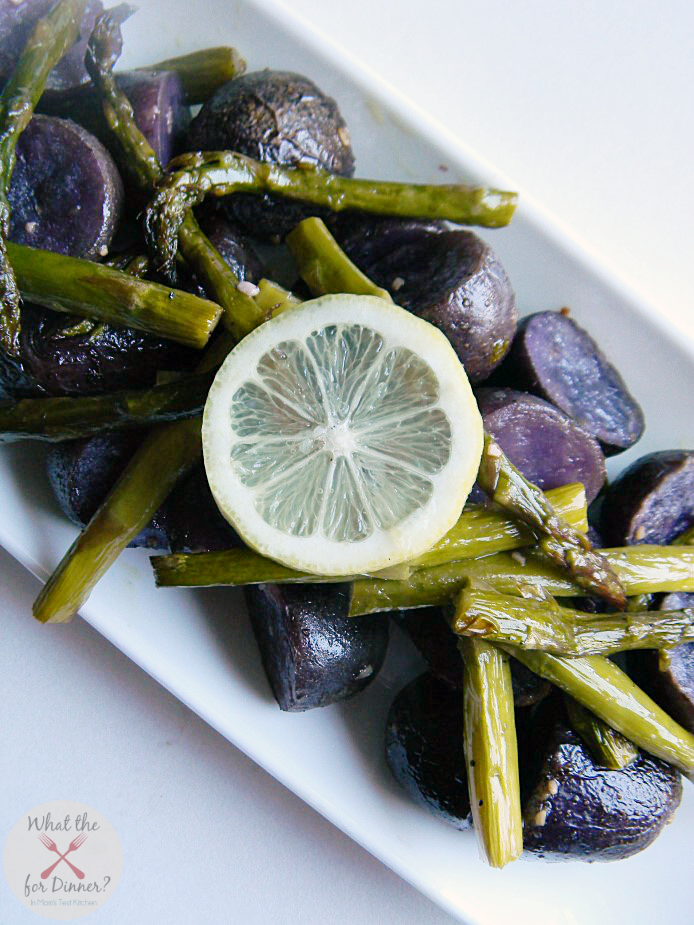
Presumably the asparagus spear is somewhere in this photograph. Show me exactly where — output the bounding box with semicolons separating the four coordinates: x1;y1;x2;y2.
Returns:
459;637;522;868
34;291;296;624
411;482;587;568
349;546;694;615
7;242;221;349
0;371;214;442
144;150;518;272
32;326;232;625
150;483;587;587
0;0;88;384
477;433;627;609
563;696;639;770
501;647;694;774
253;279;301;316
286;217;393;301
33;413;205;623
85;8;260;338
142;47;246;105
452;587;694;656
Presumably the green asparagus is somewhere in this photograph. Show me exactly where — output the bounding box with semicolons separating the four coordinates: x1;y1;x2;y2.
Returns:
150;484;587;588
0;0;87;383
286;217;392;301
411;483;586;568
253;279;301;316
477;434;627;609
85;8;260;337
144;150;518;272
34;296;296;624
32;327;233;625
143;47;246;104
349;546;694;615
452;587;694;656
7;242;221;349
501;647;694;774
0;372;214;443
459;638;522;868
563;696;639;770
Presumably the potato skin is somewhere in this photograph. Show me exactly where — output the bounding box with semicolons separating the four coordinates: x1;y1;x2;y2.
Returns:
19;304;187;397
599;450;694;546
245;583;389;712
46;431;171;549
331;215;517;382
187;70;355;240
385;672;472;829
521;707;682;861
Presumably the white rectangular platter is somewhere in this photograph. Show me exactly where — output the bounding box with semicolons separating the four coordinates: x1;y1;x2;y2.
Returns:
2;0;692;922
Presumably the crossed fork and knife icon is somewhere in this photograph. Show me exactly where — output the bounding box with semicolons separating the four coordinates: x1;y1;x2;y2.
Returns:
37;832;88;880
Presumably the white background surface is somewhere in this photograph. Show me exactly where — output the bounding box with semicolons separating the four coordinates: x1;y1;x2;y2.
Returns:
2;1;693;923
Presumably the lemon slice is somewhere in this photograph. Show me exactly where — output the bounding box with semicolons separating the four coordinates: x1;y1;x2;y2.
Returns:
202;294;483;575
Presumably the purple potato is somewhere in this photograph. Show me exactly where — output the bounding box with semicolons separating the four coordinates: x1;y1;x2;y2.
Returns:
187;70;355;240
8;115;123;258
393;607;550;706
332;216;517;382
385;672;472;830
40;69;190;169
47;431;170;549
328;212;449;251
497;310;644;455
194;206;263;284
630;592;694;735
245;582;388;711
116;70;190;167
600;450;694;546
0;0;102;93
476;387;606;503
521;706;682;860
19;303;188;396
166;464;240;554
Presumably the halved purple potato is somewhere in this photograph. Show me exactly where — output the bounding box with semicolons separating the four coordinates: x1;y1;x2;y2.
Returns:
521;708;682;860
40;70;190;168
245;583;389;712
8;115;123;258
394;607;550;706
19;303;188;396
476;387;606;503
497;311;644;455
46;431;171;549
600;450;694;546
630;592;694;735
332;217;517;382
0;0;102;93
385;672;472;829
187;70;355;240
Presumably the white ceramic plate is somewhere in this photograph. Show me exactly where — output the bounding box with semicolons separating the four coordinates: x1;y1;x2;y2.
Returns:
4;1;693;922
